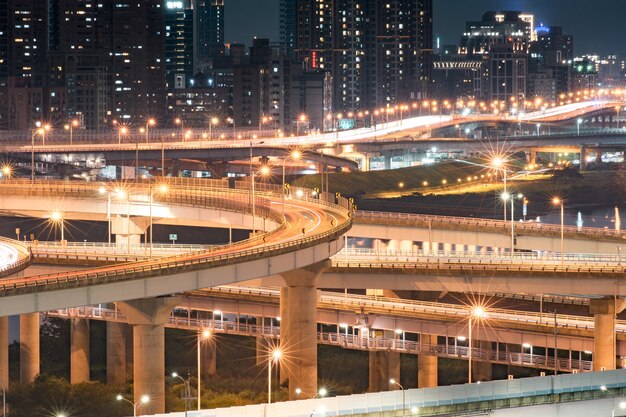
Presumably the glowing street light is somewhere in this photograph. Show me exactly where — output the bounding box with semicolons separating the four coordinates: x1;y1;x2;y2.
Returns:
145;118;156;143
118;125;128;145
268;348;283;404
208;117;219;140
282;149;302;215
116;394;149;417
552;197;565;263
252;165;271;234
197;329;212;410
468;306;487;384
389;379;406;416
171;372;191;417
50;210;65;242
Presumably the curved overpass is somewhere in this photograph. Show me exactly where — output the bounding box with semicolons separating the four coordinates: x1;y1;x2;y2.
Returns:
0;180;352;316
0;237;32;278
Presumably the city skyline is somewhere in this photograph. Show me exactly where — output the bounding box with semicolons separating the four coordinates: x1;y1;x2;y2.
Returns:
225;0;626;57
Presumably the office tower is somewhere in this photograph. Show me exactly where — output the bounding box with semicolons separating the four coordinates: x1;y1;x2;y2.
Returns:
459;11;535;57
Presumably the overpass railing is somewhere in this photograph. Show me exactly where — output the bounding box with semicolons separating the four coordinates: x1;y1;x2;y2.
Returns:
355;210;626;241
0;180;352;297
0;236;32;278
47;307;591;373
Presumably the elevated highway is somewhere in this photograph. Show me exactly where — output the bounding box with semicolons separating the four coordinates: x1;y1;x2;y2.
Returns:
0;179;352;317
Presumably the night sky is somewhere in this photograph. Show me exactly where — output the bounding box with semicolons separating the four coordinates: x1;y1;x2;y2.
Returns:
225;0;626;57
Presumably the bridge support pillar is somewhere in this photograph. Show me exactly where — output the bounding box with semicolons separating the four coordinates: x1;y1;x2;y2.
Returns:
590;298;626;371
0;316;8;389
418;334;438;388
111;216;150;248
595;149;602;165
107;321;127;385
279;288;290;384
280;262;327;400
526;150;537;166
117;297;180;415
70;318;90;384
368;346;400;392
20;313;40;383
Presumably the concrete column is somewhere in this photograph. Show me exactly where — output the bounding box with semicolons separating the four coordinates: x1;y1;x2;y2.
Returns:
70;318;90;384
20;313;40;383
418;334;438;388
472;341;493;382
443;243;452;255
111;216;149;248
107;321;127;385
280;262;327;400
590;298;626;371
368;349;400;392
117;297;180;416
0;316;8;389
526;150;537;165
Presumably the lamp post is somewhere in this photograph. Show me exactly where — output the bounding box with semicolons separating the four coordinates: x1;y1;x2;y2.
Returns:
208;117;219;141
282;150;302;216
389;379;406;416
251;165;270;235
612;399;626;417
197;329;211;410
98;187;112;245
116;394;149;417
118;125;128;145
227;117;236;140
501;192;523;255
31;127;44;181
41;123;51;146
577;118;583;136
50;211;65;242
174;117;184;141
149;183;169;257
468;306;486;384
297;113;308;136
552;197;565;263
268;348;283;404
171;372;191;417
145;118;156;143
491;157;507;222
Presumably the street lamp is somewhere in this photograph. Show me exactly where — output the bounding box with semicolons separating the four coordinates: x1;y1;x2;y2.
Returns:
297;113;308;136
208;117;219;140
149;183;169;257
31;127;45;181
389;379;406;416
171;372;191;417
118;125;129;145
251;165;271;235
174;117;184;141
64;119;79;145
268;348;283;404
50;210;65;242
227;117;236;140
468;306;486;384
491;157;508;222
282;150;302;216
145;118;156;143
577;118;583;136
501;192;523;254
116;394;149;417
552;197;565;263
612;399;626;417
197;328;212;410
536;123;541;136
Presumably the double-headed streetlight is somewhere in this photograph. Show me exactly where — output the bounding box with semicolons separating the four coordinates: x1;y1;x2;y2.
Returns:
197;329;212;410
552;197;565;263
268;348;283;404
116;394;149;417
389;379;406;416
468;306;487;384
64;119;79;145
171;372;191;417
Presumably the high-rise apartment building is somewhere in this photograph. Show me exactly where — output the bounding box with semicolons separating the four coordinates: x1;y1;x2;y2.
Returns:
194;0;224;70
459;11;535;57
165;0;194;88
287;0;433;114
